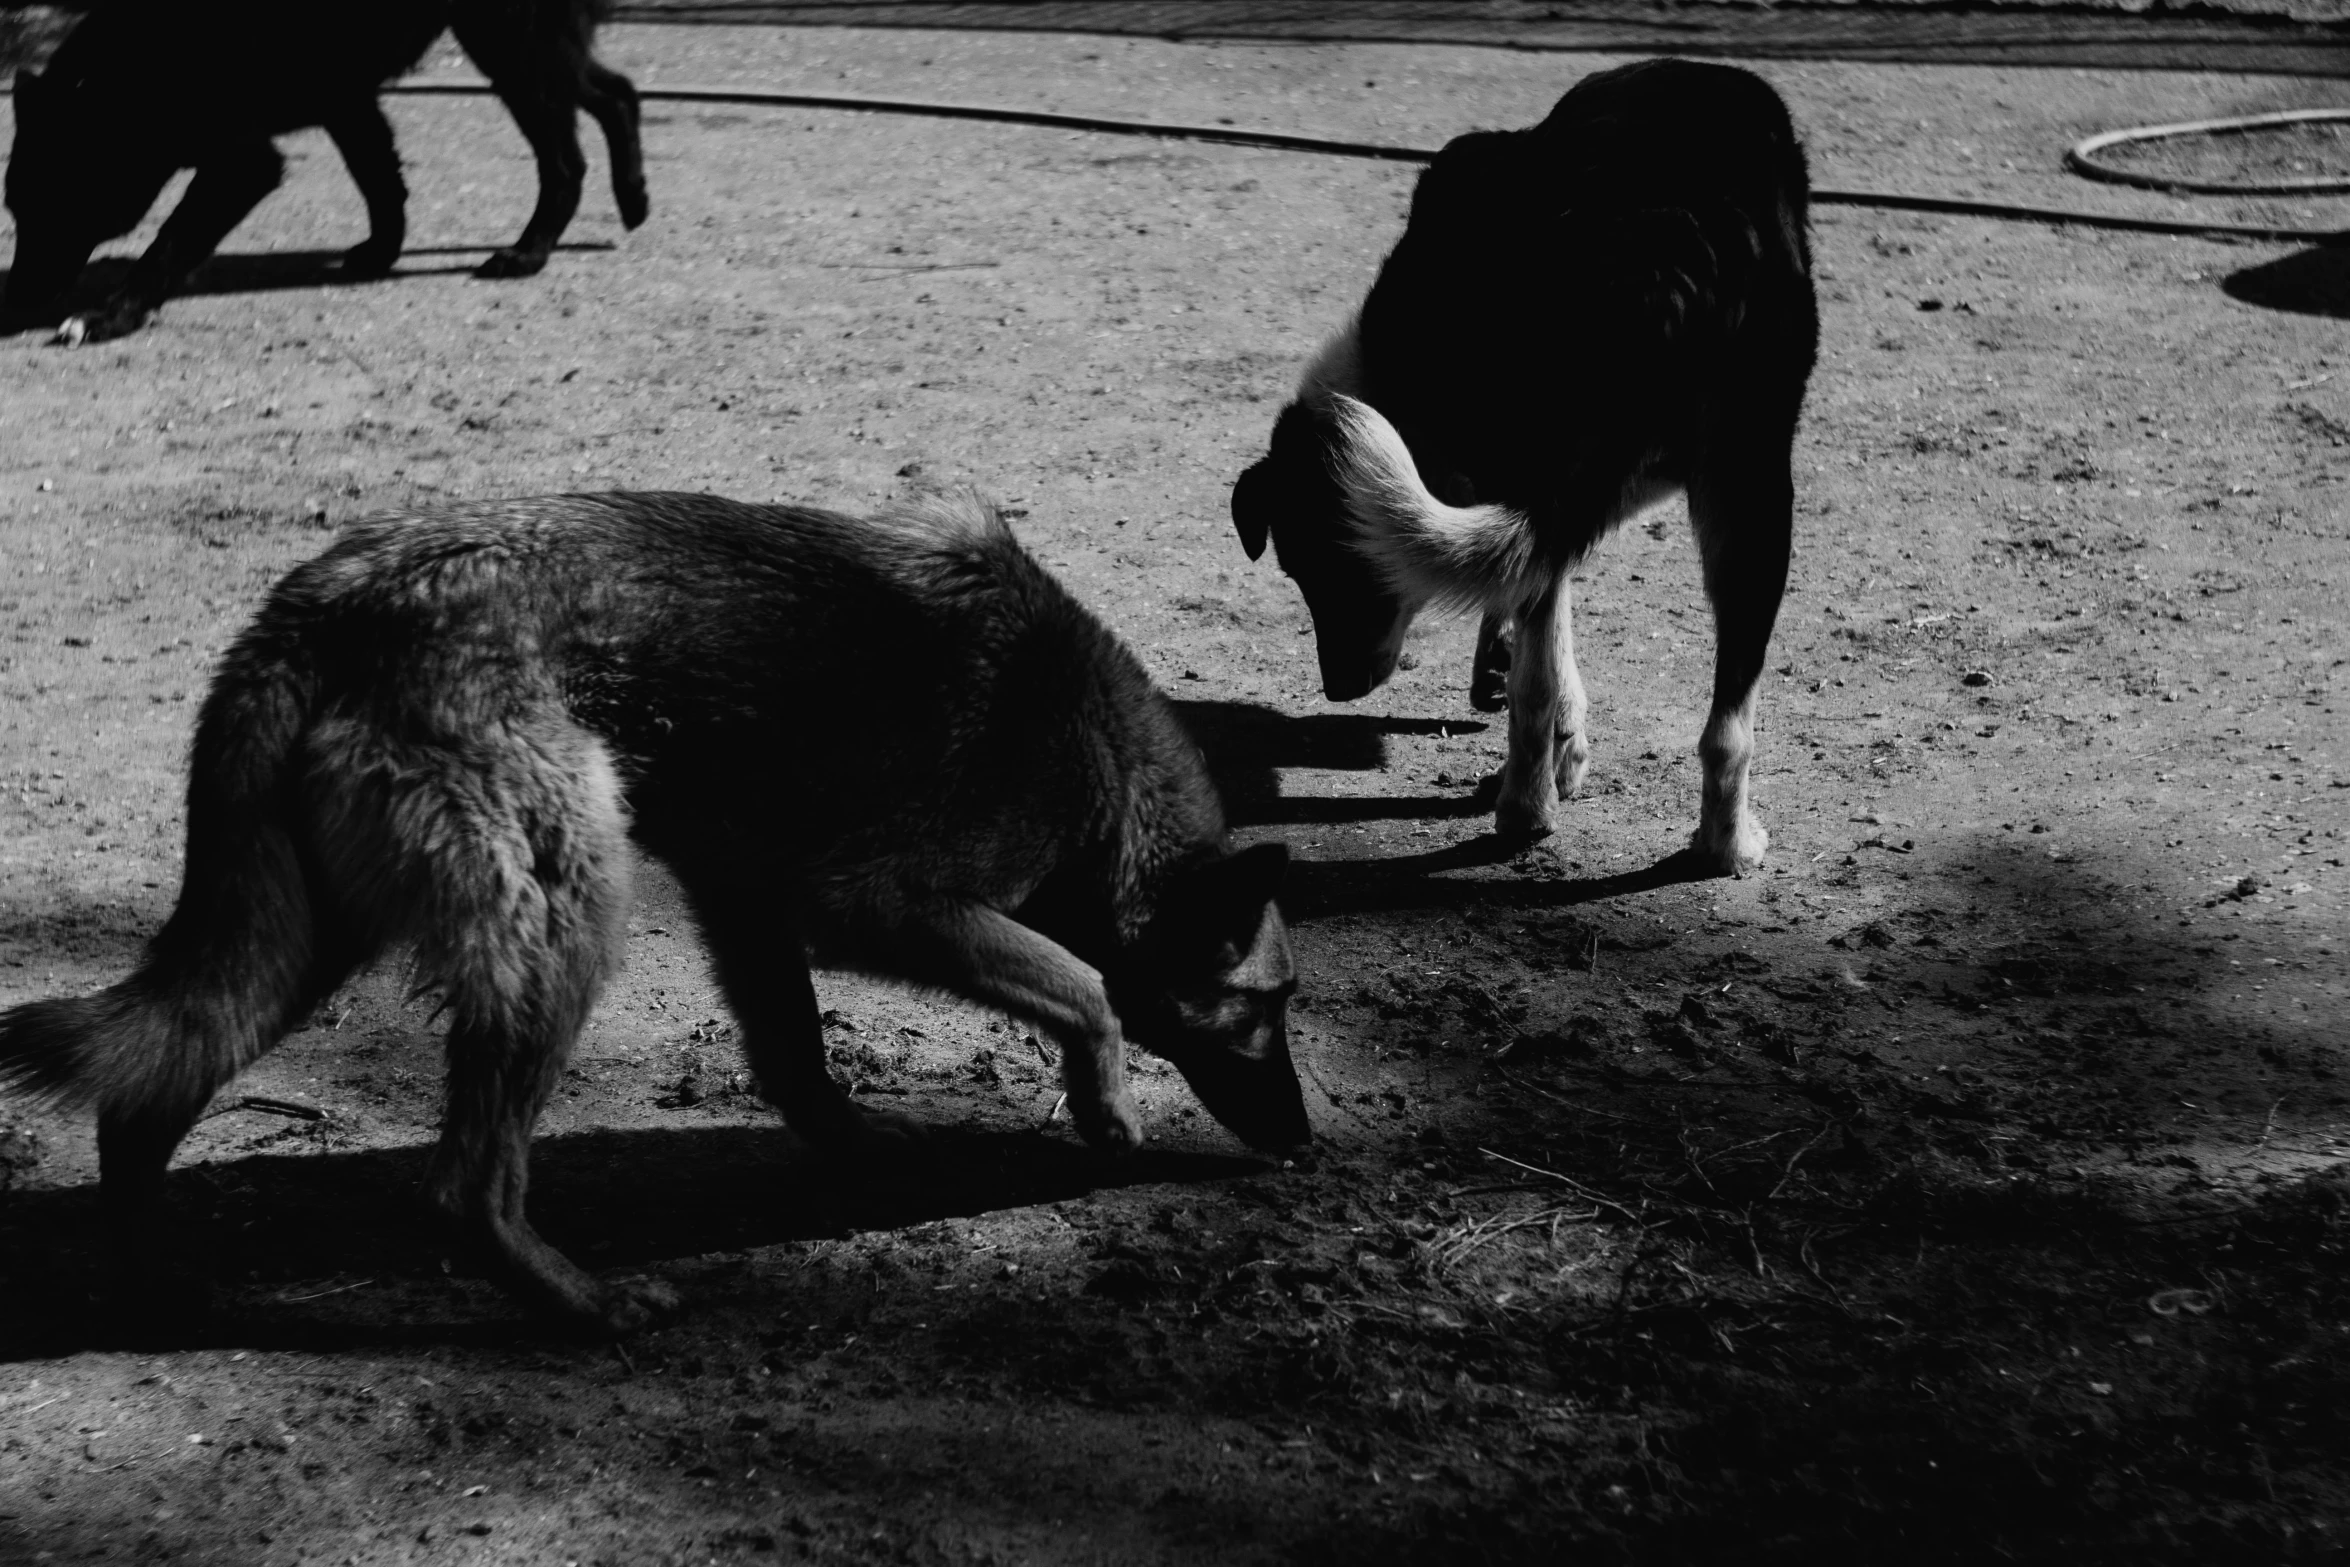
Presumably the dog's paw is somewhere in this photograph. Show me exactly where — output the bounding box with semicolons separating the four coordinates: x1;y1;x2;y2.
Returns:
852;1103;933;1151
1072;1088;1145;1154
595;1274;682;1336
340;237;401;279
618;183;650;231
55;301;147;345
1692;814;1769;877
1493;796;1557;841
98;1267;214;1348
779;1095;932;1160
811;1104;933;1163
476;246;551;280
1492;765;1559;840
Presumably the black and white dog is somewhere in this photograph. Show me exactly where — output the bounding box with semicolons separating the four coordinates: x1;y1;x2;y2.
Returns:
1231;59;1818;875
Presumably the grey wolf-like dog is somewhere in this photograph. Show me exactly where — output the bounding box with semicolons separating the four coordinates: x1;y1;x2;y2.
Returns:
0;491;1305;1333
1231;59;1819;874
3;0;645;343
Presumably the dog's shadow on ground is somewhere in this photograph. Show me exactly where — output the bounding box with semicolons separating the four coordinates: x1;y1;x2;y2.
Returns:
1174;696;1493;829
1174;696;1721;914
2222;241;2350;318
1283;838;1720;919
0;242;620;322
0;1123;1265;1358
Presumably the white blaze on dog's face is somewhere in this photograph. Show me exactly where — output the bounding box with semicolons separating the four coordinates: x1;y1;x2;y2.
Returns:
1298;319;1365;407
1113;843;1308;1152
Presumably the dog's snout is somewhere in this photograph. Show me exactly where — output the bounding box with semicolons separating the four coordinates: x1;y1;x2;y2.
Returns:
1319;644;1401;704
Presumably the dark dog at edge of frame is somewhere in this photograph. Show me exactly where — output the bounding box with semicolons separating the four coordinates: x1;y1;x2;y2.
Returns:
2;0;646;343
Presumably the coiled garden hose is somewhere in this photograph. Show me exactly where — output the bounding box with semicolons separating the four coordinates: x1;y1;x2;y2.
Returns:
2068;108;2350;198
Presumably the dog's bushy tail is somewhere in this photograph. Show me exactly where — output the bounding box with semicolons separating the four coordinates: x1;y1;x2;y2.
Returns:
0;646;326;1129
1325;393;1546;613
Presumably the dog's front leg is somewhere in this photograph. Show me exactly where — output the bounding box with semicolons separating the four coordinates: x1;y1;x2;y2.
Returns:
684;893;928;1154
63;140;285;345
1688;452;1794;876
323;101;408;278
1554;576;1591;799
899;903;1141;1152
1492;575;1583;837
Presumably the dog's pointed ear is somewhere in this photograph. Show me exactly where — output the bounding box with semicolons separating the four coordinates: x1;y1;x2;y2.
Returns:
1194;841;1289;945
1231;458;1276;562
1155;842;1290;954
1218;840;1289;906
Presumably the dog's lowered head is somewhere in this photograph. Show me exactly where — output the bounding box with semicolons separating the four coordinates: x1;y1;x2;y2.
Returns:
1106;840;1308;1153
1232;397;1415;704
1233;382;1542;704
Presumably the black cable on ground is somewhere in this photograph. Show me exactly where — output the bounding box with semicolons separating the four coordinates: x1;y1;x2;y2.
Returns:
386;78;2349;244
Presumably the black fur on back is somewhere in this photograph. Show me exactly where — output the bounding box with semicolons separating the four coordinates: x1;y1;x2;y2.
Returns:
1355;57;1817;574
0;491;1233;1112
39;0;448;131
246;492;1228;966
0;493;1299;1327
34;0;617;138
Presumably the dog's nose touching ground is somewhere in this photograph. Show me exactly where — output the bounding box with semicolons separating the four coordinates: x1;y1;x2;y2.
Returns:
1318;647;1404;704
1312;616;1406;702
1227;1094;1314;1157
1162;1031;1313;1155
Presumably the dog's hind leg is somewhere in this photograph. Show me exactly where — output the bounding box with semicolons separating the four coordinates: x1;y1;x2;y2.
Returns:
323;99;407;279
407;732;668;1332
579;61;647;231
475;92;584;279
1492;574;1584;838
451;19;587;278
67;139;284;343
1469;611;1512;713
84;916;365;1320
2;716;365;1317
1688;447;1795;877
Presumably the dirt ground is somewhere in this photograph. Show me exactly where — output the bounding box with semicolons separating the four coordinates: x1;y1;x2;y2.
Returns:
2;18;2348;1565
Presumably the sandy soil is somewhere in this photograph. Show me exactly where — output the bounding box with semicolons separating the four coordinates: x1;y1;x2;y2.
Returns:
1;21;2347;1564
